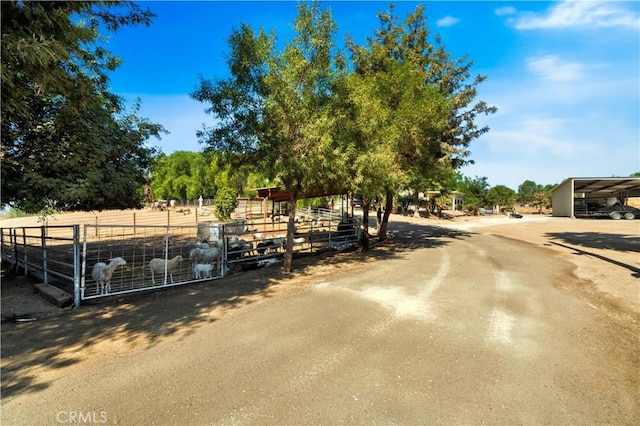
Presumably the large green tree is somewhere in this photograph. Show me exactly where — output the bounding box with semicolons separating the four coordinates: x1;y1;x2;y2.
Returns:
1;1;163;213
345;5;496;241
488;185;516;212
192;2;347;271
337;55;450;246
517;180;540;206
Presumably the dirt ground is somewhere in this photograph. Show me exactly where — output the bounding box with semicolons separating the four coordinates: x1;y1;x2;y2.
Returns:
1;210;638;323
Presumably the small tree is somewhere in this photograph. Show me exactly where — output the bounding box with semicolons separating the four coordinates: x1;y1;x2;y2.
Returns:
214;187;239;221
457;176;491;213
534;188;552;214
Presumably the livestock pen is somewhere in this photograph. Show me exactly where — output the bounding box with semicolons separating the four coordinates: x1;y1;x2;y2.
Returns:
0;208;361;307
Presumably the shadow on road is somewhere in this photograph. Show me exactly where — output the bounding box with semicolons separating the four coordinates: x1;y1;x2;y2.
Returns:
545;231;640;253
545;231;640;279
0;220;473;400
374;221;474;252
548;241;640;279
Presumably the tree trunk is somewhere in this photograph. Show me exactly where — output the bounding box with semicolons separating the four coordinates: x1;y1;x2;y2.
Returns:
283;192;298;273
361;200;371;251
413;191;420;218
377;190;394;242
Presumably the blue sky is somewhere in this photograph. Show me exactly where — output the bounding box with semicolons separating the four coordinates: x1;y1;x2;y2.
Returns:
105;1;639;191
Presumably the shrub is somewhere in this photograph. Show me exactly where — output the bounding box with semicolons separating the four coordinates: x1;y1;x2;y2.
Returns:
214;187;238;221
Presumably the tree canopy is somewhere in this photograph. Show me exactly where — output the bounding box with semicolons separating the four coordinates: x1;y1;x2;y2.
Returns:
1;1;164;213
192;2;347;271
192;2;495;268
341;4;496;240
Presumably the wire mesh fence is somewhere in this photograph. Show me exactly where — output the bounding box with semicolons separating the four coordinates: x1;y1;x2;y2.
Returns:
1;210;361;307
82;224;224;300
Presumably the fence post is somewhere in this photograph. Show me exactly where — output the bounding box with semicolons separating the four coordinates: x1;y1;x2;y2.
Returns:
163;225;169;285
81;225;89;304
222;224;228;277
73;225;81;308
20;228;27;275
9;229;17;273
41;226;48;284
9;228;16;273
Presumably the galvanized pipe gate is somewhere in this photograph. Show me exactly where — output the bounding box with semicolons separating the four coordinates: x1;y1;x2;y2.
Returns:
1;215;361;308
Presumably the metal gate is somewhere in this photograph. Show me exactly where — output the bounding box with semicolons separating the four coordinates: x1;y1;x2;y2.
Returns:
2;214;361;307
81;224;225;301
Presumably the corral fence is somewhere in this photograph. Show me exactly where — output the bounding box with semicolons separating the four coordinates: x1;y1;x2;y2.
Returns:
1;209;360;307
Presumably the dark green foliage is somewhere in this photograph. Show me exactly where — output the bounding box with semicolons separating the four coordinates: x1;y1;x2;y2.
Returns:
1;1;162;213
457;176;491;211
517;180;540;205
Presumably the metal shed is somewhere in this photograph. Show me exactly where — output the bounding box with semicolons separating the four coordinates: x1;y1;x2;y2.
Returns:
551;177;640;217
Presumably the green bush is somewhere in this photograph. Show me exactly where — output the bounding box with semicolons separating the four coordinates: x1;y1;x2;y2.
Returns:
214;187;239;221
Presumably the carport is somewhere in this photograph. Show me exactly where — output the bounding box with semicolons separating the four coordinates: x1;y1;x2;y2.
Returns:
551;177;640;217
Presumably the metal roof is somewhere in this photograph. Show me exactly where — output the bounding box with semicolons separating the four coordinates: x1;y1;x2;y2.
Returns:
555;177;640;194
254;186;346;202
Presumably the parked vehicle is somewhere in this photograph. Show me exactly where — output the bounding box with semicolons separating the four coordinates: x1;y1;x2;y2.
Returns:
593;204;639;220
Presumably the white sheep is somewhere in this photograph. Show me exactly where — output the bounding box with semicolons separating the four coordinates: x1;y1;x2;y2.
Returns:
149;255;183;285
91;257;127;294
228;236;253;250
193;263;215;280
189;247;220;265
186;241;209;250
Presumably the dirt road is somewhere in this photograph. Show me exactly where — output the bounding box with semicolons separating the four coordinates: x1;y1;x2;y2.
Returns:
1;214;638;424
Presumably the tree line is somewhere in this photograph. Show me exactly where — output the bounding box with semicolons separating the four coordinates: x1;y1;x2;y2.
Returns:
150;151;554;215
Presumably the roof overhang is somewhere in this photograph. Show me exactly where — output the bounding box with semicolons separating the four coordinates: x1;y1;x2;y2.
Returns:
254;186;347;203
554;177;640;195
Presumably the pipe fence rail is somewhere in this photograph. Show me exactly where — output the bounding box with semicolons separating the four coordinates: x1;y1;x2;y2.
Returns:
1;211;361;307
0;225;81;292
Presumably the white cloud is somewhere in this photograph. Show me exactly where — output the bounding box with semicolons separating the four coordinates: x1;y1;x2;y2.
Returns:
437;16;459;28
484;116;584;157
512;1;640;30
527;55;585;82
494;6;516;17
